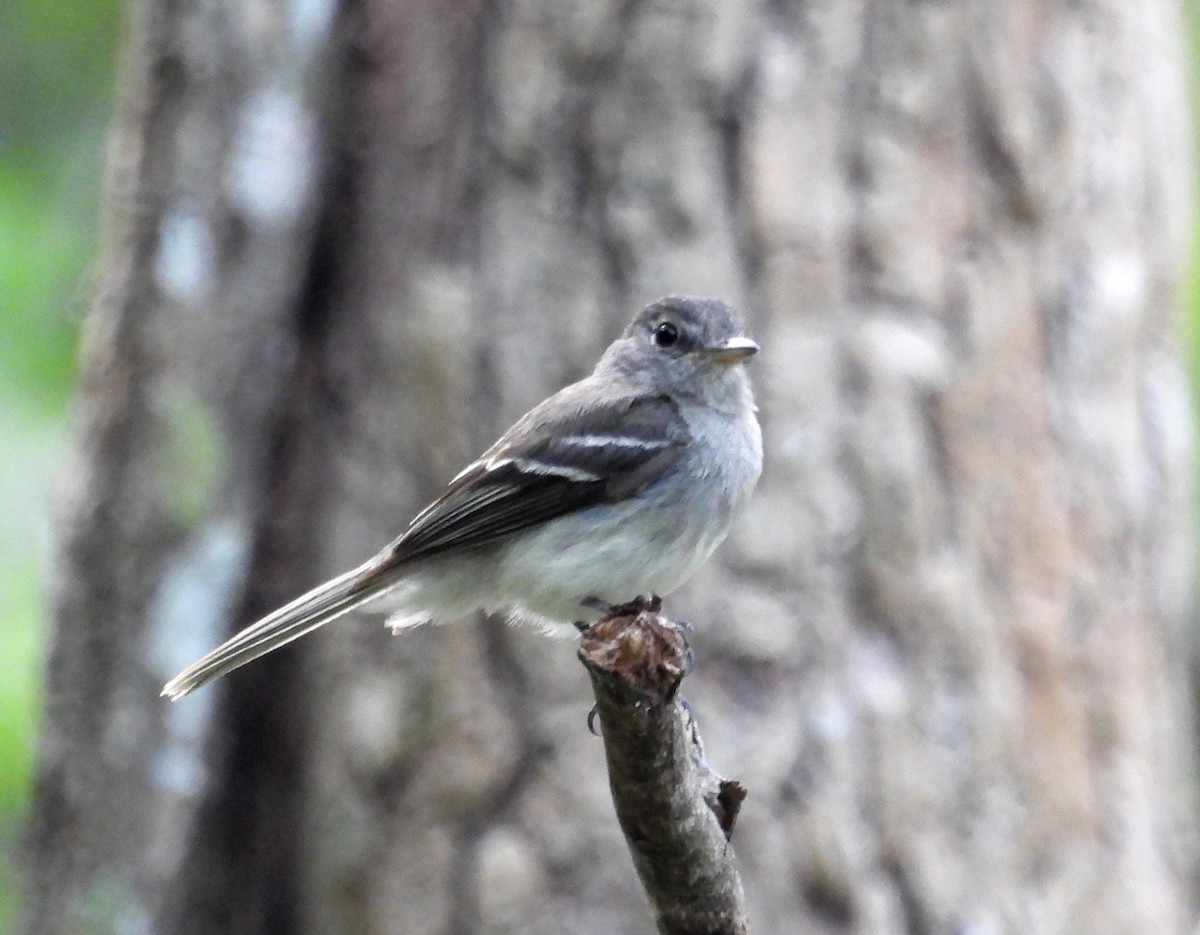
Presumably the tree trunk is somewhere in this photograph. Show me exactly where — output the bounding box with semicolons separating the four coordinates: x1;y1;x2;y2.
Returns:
24;0;1197;933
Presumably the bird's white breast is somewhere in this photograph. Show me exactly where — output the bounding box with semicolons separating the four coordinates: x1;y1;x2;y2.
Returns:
493;403;762;630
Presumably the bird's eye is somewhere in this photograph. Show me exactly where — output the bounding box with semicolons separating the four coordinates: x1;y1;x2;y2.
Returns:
653;321;680;348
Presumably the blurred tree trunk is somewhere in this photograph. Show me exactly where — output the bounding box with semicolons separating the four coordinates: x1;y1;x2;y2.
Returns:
22;0;1197;933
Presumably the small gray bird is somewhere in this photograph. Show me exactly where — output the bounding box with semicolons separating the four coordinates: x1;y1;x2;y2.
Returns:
163;296;762;699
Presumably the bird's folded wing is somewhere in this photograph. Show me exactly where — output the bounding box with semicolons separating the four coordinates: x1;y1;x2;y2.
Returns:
381;392;686;565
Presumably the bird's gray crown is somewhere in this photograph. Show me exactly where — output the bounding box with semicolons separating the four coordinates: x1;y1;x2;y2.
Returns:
622;295;747;353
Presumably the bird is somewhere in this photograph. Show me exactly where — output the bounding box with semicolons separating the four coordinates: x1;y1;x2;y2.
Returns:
163;295;762;699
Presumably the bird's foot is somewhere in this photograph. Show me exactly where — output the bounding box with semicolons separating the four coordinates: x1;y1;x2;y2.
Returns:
579;593;663;620
579;596;613;617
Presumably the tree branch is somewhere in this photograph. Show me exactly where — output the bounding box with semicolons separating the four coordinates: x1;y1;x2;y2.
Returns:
579;601;749;935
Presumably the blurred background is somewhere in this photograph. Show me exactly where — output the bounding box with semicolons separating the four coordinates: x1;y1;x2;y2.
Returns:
0;1;121;927
0;1;1196;931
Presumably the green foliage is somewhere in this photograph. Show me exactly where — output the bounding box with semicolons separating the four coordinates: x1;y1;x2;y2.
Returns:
0;432;58;819
0;0;120;409
0;0;122;154
0;147;103;409
1190;6;1200;389
0;0;121;928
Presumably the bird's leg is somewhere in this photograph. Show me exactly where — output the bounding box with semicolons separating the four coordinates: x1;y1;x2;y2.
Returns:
638;593;663;614
577;596;613;630
579;594;663;621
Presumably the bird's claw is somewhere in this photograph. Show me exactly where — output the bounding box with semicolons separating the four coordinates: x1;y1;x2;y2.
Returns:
580;596;614;616
579;593;663;620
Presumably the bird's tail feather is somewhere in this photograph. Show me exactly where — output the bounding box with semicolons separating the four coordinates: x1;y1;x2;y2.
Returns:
162;559;395;700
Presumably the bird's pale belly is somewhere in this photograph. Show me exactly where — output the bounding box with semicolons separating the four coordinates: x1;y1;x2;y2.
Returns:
490;490;732;630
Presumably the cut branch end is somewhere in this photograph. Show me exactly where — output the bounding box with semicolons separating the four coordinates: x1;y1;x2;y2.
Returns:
579;605;750;935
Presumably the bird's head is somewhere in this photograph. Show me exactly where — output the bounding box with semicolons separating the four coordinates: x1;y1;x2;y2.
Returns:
598;296;759;412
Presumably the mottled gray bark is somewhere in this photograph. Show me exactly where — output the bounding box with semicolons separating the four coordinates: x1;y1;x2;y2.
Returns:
580;605;749;935
23;0;1197;934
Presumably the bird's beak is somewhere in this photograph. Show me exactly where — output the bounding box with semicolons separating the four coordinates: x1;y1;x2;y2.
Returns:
705;336;760;365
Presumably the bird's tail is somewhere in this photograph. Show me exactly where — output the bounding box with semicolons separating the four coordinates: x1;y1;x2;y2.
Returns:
162;558;396;700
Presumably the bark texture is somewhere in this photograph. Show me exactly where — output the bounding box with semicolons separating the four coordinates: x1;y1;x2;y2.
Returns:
23;0;1197;933
580;605;749;935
